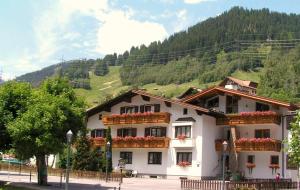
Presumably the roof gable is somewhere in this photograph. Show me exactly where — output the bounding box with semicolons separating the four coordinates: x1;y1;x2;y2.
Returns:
183;86;298;110
86;89;221;117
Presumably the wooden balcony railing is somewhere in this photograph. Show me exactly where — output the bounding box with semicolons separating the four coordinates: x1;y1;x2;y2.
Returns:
102;112;171;125
215;140;230;151
92;137;170;148
216;112;281;125
235;138;281;152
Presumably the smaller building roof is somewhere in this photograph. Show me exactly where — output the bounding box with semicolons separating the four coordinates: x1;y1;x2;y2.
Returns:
219;77;258;89
177;87;202;99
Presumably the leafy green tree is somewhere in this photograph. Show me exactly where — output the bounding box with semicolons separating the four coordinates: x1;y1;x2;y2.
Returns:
8;78;85;185
0;82;32;151
94;60;109;76
288;112;300;178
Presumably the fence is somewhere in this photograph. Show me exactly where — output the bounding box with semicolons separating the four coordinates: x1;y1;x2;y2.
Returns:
181;179;299;190
0;162;121;182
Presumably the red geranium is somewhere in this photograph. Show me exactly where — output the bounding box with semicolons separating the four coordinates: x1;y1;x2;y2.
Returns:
178;161;191;167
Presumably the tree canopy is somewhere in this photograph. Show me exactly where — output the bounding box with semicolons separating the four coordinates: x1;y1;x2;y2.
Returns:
7;78;85;185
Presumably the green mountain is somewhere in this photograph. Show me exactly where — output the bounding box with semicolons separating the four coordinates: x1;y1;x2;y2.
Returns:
15;7;300;105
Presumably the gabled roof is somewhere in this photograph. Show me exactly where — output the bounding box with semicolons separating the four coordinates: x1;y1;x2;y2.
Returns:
182;86;298;110
219;77;258;89
177;87;202;99
86;89;222;117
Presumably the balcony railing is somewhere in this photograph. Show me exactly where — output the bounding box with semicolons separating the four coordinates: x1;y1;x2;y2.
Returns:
92;137;170;148
216;111;281;125
102;112;171;125
215;140;230;151
235;138;281;152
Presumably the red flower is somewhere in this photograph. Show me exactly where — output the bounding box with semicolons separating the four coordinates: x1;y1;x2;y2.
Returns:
177;135;187;140
246;163;256;168
178;161;191;167
269;164;280;169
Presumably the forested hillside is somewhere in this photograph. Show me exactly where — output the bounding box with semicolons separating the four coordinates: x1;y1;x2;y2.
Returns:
15;7;300;104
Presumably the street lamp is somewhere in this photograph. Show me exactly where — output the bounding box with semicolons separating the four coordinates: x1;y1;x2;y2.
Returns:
118;158;126;190
222;141;228;190
65;130;73;190
106;141;111;182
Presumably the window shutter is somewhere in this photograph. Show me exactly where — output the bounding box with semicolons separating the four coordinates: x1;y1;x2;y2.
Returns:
161;127;167;137
154;104;160;112
145;128;150;137
132;128;137;137
120;107;125;114
134;106;139;113
103;129;107;138
117;129;122;137
91;129;95;138
140;105;145;113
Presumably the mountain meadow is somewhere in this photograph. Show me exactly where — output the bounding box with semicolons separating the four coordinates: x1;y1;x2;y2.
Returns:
15;7;300;106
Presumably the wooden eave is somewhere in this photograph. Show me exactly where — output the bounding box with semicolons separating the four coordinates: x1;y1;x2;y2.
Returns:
182;86;298;110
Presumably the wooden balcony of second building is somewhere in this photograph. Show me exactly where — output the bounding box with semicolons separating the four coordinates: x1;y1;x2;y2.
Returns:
92;136;170;148
216;111;281;125
102;112;171;125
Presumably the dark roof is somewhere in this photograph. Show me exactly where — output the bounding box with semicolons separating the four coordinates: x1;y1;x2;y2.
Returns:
175;117;196;122
182;86;298;110
86;89;222;117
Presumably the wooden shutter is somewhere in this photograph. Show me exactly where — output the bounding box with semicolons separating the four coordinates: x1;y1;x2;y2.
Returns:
132;128;137;137
154;104;160;112
117;129;122;137
103;129;107;138
120;107;125;114
140;105;145;113
161;127;167;137
145;128;150;137
134;106;139;113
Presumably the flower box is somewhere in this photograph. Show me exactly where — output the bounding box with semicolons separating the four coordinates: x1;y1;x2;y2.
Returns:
177;135;187;140
102;112;171;125
178;161;191;167
235;138;281;152
216;111;281;125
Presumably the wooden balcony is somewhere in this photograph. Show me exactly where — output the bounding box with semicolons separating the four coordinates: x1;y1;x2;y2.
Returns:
215;140;230;151
92;137;170;148
102;112;171;125
235;138;281;152
216;112;281;125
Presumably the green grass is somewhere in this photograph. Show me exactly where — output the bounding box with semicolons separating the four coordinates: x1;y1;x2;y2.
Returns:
75;66;262;107
0;184;32;190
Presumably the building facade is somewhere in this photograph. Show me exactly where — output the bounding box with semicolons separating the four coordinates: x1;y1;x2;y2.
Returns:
86;78;298;180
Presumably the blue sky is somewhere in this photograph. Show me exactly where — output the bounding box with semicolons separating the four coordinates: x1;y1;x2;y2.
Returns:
1;0;300;80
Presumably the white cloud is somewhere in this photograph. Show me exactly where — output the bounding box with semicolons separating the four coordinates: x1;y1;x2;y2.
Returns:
184;0;214;4
173;9;188;32
95;10;168;54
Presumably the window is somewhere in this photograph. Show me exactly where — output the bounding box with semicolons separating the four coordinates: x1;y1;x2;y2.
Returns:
99;114;102;120
286;115;296;130
117;128;137;137
139;104;160;113
256;102;270;111
287;155;297;170
120;106;139;114
176;152;192;164
145;127;166;137
247;155;255;164
226;96;238;114
183;108;188;115
255;129;270;138
175;126;191;138
148;152;162;165
270;155;279;165
120;152;132;164
207;97;219;108
91;129;107;138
